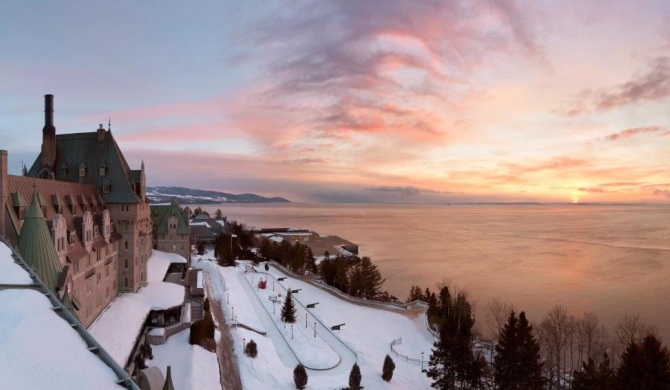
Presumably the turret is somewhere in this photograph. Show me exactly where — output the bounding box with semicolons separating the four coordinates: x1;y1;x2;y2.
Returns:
41;94;57;171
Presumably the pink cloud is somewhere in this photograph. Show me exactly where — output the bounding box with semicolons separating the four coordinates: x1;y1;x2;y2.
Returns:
604;126;664;141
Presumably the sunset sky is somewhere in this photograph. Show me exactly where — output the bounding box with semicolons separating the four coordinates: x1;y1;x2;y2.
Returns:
1;1;670;203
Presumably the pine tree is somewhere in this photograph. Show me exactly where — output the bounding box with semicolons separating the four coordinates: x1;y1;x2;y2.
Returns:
572;353;614;390
382;354;396;382
281;291;297;323
616;334;670;389
358;256;385;298
349;363;362;390
406;285;424;303
427;291;481;389
293;363;308;389
494;311;545;390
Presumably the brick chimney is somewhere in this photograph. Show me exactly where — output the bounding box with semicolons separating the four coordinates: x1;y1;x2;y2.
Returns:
0;150;8;238
41;94;57;170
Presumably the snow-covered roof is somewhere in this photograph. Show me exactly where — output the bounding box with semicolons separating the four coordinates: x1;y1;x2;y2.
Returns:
0;242;135;389
89;251;186;366
0;289;125;390
0;243;31;285
269;236;284;243
189;221;211;228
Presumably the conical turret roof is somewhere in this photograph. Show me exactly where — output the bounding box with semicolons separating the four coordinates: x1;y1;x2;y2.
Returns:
18;193;63;292
162;366;175;390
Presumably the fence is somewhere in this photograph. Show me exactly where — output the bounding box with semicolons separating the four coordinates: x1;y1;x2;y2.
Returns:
389;337;422;364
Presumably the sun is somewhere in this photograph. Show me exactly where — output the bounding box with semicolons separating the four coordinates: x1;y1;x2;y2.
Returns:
572;194;580;203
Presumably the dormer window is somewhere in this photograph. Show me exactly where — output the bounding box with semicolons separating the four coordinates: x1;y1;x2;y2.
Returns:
69;232;76;245
58;163;68;179
78;163;87;177
98;161;107;176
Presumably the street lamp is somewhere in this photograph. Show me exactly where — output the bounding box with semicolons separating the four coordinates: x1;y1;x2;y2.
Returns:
231;306;234;321
291;325;294;340
421;351;424;372
305;313;308;328
314;322;316;338
226;292;229;304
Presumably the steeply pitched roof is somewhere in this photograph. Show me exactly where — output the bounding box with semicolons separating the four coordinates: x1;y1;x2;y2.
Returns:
17;193;63;292
151;198;189;235
5;175;113;262
27;131;142;204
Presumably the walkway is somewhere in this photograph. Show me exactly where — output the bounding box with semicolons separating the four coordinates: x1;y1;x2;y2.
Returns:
203;272;243;390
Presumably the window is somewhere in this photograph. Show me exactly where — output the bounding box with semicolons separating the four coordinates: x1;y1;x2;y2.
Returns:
94;226;98;237
124;258;128;269
86;279;91;293
102;184;110;193
74;260;79;274
79;168;86;177
98;167;106;176
105;265;109;277
141;272;144;282
124;278;128;287
124;241;128;250
69;232;75;245
97;273;101;286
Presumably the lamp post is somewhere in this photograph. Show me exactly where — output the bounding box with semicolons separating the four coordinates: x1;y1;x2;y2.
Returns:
305;313;308;328
231;306;234;321
314;322;316;338
421;351;424;372
291;325;294;340
226;292;229;304
272;280;274;291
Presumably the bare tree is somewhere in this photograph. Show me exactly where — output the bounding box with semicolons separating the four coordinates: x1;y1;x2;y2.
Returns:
614;313;658;355
575;312;607;369
485;298;514;341
539;305;571;389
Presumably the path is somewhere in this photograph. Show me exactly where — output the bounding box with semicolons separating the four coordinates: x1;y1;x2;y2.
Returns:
204;272;243;390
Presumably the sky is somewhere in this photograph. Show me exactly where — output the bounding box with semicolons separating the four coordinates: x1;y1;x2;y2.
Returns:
1;0;670;203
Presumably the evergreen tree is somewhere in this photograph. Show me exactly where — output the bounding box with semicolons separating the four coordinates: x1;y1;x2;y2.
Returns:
293;363;308;389
349;363;362;390
438;285;451;319
357;256;385;298
406;285;424;303
572;353;614;390
281;291;297;323
427;291;439;319
427;292;481;389
494;311;545;390
244;339;258;358
616;334;670;389
382;354;396;382
215;209;223;219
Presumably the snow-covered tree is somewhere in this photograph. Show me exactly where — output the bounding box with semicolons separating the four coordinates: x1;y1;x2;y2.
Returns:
281;291;297;323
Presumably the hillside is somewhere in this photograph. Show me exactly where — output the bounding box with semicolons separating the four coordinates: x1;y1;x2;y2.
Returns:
146;186;290;204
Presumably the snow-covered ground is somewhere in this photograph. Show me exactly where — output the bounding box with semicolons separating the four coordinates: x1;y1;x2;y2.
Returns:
89;250;186;366
148;330;220;390
198;257;436;389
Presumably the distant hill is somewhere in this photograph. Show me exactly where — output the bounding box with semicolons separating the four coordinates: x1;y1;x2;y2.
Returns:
146;186;290;204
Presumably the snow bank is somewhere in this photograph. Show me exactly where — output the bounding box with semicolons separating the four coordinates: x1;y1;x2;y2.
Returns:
0;243;31;285
0;289;122;390
89;251;186;366
149;330;220;390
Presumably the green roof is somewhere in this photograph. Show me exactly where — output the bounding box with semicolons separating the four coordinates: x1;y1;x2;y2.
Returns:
27;131;142;204
151;198;189;235
17;193;64;292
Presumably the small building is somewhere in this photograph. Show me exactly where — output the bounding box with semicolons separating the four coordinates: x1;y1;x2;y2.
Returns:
151;198;191;266
190;215;229;247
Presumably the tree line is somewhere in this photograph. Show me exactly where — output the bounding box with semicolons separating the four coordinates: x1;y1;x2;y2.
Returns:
407;284;670;389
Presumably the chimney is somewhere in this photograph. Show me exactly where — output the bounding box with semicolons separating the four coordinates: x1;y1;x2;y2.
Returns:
41;94;57;171
0;150;8;238
97;123;106;141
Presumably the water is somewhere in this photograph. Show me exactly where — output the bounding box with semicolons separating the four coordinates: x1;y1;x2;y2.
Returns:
199;203;670;341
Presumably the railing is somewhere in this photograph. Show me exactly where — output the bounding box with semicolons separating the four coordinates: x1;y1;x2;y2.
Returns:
390;337;422;364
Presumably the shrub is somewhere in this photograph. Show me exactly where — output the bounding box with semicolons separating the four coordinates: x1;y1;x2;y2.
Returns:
189;310;215;347
133;352;147;371
140;343;153;360
245;339;258;358
264;263;270;271
294;363;308;389
382;354;395;382
349;363;362;390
